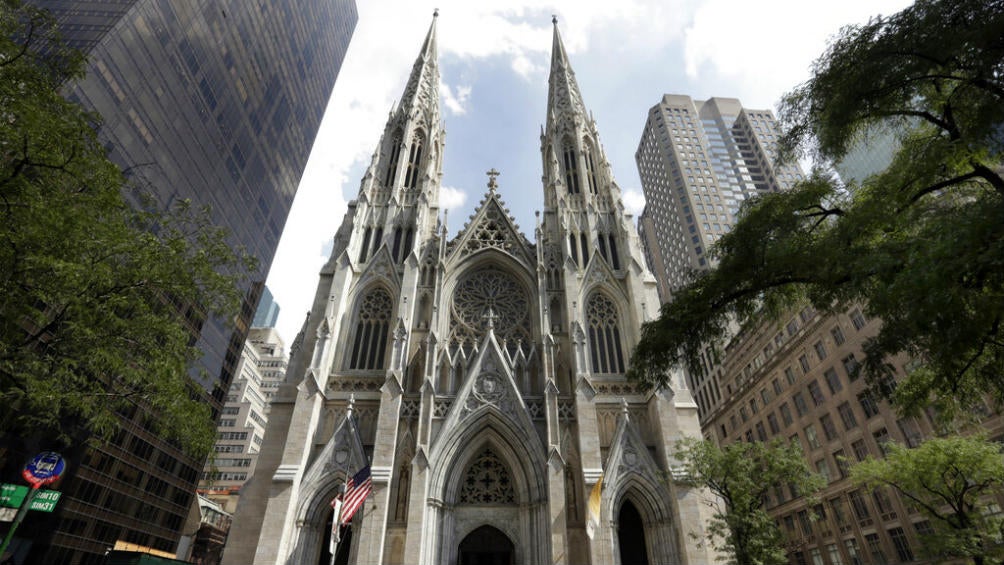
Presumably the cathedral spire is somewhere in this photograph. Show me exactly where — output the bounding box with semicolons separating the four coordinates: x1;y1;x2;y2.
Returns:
398;10;440;117
546;18;587;134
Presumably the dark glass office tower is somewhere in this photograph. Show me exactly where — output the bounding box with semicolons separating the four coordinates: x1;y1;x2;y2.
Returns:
5;2;357;563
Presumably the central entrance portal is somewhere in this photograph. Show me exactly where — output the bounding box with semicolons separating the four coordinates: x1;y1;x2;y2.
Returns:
458;525;514;565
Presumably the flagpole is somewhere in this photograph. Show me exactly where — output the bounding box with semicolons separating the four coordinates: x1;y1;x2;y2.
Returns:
330;394;355;565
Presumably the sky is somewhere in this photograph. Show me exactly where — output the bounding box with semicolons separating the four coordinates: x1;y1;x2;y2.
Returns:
265;0;913;345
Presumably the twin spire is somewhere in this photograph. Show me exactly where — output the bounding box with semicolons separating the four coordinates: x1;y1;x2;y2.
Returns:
396;12;587;135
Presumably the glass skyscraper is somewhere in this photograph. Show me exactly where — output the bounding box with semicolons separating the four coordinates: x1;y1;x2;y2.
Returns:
5;2;357;563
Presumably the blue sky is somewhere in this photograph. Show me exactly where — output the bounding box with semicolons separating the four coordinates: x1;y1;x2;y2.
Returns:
266;0;912;345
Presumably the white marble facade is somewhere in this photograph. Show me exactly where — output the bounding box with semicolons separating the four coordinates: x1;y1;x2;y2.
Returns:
223;14;719;565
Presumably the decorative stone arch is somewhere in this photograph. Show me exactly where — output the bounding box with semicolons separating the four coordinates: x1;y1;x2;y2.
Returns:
426;417;550;565
420;335;550;564
284;408;368;565
603;412;682;565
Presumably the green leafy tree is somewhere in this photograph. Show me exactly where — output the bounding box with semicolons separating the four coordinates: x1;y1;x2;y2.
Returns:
675;438;825;565
0;0;254;458
629;0;1004;419
851;436;1004;565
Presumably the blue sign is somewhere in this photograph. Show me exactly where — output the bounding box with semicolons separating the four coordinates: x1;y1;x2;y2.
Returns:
22;451;65;487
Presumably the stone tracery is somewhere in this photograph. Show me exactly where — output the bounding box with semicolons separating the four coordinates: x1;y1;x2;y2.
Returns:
449;268;531;353
458;447;516;505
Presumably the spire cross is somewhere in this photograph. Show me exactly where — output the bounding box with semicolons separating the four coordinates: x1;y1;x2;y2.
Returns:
486;168;501;190
482;307;499;329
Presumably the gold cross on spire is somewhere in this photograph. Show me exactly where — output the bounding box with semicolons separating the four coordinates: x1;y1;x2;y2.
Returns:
486;168;500;190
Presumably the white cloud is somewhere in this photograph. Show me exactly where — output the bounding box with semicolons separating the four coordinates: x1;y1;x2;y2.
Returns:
682;0;912;107
442;82;472;115
621;188;646;217
440;185;468;212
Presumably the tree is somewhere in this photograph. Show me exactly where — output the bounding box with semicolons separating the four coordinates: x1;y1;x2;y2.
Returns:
0;0;254;459
629;0;1004;420
675;438;825;565
850;436;1004;565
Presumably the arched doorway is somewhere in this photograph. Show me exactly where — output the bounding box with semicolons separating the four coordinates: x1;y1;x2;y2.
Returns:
318;505;353;565
458;525;514;565
618;500;649;565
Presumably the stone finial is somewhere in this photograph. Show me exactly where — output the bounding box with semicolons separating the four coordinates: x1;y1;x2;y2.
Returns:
486;168;501;191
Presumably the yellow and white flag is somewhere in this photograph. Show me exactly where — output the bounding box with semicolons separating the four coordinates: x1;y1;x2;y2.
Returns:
586;473;603;539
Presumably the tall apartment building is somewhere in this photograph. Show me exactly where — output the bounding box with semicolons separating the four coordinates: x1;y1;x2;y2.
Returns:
199;327;288;515
701;303;1004;565
4;3;357;564
635;95;805;303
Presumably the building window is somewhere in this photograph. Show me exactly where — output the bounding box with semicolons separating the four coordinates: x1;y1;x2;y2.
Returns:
844;539;864;565
384;131;403;186
808;380;826;406
851;439;869;461
799;510;814;537
403;133;425;190
842;354;861;381
834;449;850;478
887;527;913;562
785;367;797;385
831;498;849;527
858;392;880;419
814;340;827;360
584;143;599;194
831;325;846;345
799;354;811;373
563;141;580;194
816;458;832;482
827;544;845;565
793;392;809;416
850;309;867;330
823;368;843;394
349;288;393;370
849;489;871;520
873;427;891;454
820;414;838;441
587;293;625;374
804;424;820;449
780;402;793;426
768;413;781;434
838;402;858;430
358;227;373;263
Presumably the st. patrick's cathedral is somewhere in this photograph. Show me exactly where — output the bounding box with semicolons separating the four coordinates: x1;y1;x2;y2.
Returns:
224;13;718;565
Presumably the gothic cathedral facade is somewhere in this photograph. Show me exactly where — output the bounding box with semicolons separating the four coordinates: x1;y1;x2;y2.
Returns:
225;15;717;565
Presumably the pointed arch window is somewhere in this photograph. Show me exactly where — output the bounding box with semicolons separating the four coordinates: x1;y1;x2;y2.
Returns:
348;288;393;370
384;130;403;186
358;227;373;263
599;232;621;270
562;141;581;194
584;140;599;194
391;226;415;264
403;132;425;190
587;293;625;374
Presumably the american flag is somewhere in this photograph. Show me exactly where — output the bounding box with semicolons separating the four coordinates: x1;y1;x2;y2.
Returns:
338;465;372;526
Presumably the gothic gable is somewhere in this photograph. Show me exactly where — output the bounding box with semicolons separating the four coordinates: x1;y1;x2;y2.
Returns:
354;245;401;292
445;188;534;268
602;406;674;524
432;330;542;457
295;402;369;523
